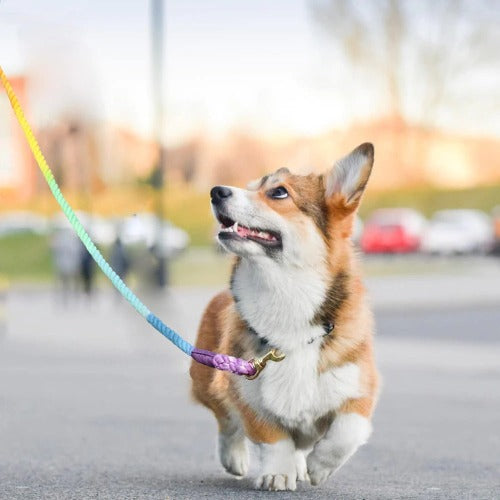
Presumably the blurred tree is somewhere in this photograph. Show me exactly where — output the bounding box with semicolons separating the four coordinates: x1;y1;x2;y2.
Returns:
309;0;500;128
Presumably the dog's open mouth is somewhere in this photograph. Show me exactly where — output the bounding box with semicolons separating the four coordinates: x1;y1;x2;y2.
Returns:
216;214;282;248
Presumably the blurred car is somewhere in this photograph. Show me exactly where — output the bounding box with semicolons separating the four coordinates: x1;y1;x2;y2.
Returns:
89;216;117;246
120;213;189;258
421;209;493;255
51;212;116;246
361;208;427;254
0;211;49;236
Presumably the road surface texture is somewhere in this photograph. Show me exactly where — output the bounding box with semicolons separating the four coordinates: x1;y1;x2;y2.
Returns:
1;274;499;499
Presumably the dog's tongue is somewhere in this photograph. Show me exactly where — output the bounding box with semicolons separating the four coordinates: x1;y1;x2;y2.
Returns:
237;224;252;238
235;223;275;241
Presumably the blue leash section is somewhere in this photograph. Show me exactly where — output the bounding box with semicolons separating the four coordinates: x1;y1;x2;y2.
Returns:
147;313;193;355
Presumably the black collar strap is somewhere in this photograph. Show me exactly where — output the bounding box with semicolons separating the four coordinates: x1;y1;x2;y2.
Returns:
247;321;334;347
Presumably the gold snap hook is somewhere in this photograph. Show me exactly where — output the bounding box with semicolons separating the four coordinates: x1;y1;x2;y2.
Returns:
246;348;285;380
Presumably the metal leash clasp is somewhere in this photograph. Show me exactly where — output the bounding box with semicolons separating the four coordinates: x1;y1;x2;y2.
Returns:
246;349;285;380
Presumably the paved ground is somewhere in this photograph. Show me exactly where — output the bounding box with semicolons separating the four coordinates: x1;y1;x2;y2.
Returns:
0;278;499;499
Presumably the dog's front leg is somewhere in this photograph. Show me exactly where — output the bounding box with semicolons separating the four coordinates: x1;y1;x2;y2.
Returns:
255;438;297;491
306;412;372;486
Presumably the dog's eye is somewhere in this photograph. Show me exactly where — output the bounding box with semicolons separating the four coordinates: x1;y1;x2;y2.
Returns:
268;186;289;199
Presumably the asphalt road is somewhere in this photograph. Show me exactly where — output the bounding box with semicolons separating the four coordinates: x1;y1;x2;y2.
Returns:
0;284;499;499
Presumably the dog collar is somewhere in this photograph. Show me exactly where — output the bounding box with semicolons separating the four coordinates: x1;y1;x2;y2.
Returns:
247;321;334;348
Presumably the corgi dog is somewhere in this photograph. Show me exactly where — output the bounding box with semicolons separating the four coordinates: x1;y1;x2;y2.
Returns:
190;143;379;491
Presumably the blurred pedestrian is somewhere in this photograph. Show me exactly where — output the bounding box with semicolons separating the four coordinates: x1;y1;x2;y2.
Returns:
80;242;95;296
110;236;130;282
51;228;81;304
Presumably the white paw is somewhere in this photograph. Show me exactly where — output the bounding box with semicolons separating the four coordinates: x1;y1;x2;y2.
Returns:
295;450;310;482
255;439;297;490
307;455;332;486
255;473;297;491
219;433;249;477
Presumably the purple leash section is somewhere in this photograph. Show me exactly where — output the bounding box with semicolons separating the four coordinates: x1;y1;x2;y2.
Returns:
191;348;286;380
191;348;257;376
147;312;264;378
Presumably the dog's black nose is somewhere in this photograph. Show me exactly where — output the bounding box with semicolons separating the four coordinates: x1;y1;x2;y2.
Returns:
210;186;232;203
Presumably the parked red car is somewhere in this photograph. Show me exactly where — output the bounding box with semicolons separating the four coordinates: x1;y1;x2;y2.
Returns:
361;209;427;254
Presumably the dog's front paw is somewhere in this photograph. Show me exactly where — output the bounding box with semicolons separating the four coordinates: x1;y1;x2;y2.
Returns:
307;455;332;486
255;473;297;491
219;432;249;477
295;450;310;482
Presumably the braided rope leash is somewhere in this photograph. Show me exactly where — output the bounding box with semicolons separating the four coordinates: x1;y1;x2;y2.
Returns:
0;66;285;378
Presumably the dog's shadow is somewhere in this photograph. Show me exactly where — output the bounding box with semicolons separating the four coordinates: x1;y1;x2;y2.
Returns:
161;474;316;499
123;470;316;499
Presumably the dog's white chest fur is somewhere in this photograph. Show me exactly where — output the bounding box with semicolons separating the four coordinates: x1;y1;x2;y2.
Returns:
233;257;360;429
240;342;361;429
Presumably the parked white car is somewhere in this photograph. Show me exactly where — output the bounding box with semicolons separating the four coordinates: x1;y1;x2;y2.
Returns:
51;211;189;257
120;213;189;258
421;209;493;255
51;212;116;246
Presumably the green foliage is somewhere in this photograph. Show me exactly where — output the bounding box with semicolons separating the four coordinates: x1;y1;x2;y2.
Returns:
361;184;500;218
0;233;53;281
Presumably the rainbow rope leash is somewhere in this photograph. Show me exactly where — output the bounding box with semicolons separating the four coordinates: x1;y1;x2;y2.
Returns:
0;65;264;378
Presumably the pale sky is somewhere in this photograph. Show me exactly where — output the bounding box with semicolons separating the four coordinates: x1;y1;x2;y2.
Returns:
1;0;498;145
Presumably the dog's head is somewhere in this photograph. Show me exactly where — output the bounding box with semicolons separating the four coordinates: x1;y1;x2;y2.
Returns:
211;143;374;265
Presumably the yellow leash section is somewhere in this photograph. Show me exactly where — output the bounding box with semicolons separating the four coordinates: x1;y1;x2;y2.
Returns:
0;66;54;183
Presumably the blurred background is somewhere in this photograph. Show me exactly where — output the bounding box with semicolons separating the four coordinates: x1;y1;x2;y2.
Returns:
1;0;500;289
1;1;499;498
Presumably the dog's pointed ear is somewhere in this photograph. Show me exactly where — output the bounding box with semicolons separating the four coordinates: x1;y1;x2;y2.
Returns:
325;143;374;208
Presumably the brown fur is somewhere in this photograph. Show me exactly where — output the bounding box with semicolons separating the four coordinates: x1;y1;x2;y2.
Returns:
255;172;329;238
